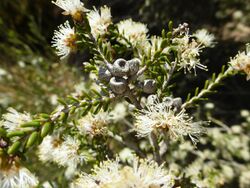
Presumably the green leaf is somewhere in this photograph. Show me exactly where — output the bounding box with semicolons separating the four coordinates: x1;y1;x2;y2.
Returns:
8;141;21;155
195;87;199;96
167;32;172;39
160;39;169;49
7;131;25;138
93;103;103;114
0;127;6;136
39;113;50;119
26;132;39;148
20;121;40;128
82;104;92;116
168;21;173;31
41;122;52;138
161;29;166;38
57;98;68;106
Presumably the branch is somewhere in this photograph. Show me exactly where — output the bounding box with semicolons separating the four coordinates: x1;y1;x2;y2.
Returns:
182;67;233;109
162;60;177;90
149;132;162;164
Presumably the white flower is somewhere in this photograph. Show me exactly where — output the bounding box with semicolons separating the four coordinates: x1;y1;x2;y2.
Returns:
134;98;204;144
194;29;216;47
38;135;87;168
117;19;148;47
229;44;250;80
49;94;58;105
119;148;134;163
52;0;87;21
37;135;60;162
52;21;76;59
71;157;174;188
1;108;31;132
87;6;112;39
0;164;38;188
53;136;86;167
77;112;109;136
131;158;174;188
173;35;207;74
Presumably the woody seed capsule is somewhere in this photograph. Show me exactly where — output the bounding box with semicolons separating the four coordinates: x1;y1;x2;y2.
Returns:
143;79;157;94
109;77;128;94
98;66;112;82
172;97;182;109
111;58;129;77
128;58;140;76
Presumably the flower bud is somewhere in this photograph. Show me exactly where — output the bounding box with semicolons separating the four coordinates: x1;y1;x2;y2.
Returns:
143;79;157;94
128;58;140;76
109;77;128;94
111;58;129;77
98;66;112;82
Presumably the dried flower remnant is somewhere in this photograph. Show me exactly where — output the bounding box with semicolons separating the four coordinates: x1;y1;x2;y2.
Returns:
134;98;205;144
87;6;112;39
52;21;77;59
229;44;250;80
52;0;87;22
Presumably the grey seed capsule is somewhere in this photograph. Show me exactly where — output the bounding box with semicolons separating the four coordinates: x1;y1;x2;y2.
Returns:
172;97;182;109
111;58;129;77
163;97;173;106
109;77;128;94
143;79;157;94
128;58;140;76
163;97;182;110
98;66;111;82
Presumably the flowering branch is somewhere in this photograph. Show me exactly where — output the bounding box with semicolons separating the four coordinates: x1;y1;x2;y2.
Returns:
182;67;234;109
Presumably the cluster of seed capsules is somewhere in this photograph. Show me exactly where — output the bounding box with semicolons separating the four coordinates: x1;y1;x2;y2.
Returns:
98;58;157;95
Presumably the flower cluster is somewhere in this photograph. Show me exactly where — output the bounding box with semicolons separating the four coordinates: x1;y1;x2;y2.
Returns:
77;112;109;136
52;0;88;21
52;21;76;59
87;6;112;39
229;44;250;80
0;160;38;188
134;97;205;144
1;108;31;133
38;135;87;169
71;157;175;188
117;19;148;47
